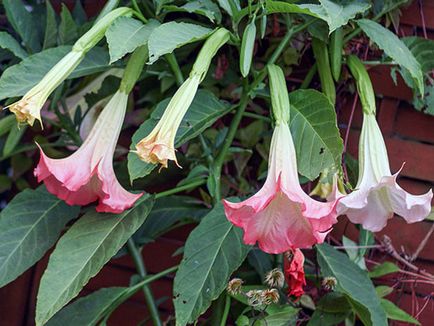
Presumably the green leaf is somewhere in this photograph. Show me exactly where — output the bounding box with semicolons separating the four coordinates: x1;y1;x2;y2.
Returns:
0;186;80;287
147;22;213;64
0;46;110;101
0;31;27;59
133;196;209;244
173;203;250;326
3;0;42;52
43;0;58;49
375;285;393;298
46;287;126;326
106;17;160;64
3;124;26;157
217;0;241;17
316;243;388;326
128;90;231;181
368;262;399;278
288;89;344;180
302;0;370;33
381;299;420;325
258;306;299;326
0;115;16;137
357;19;424;96
58;4;78;45
35;194;155;325
342;236;366;270
163;0;222;23
265;1;320;18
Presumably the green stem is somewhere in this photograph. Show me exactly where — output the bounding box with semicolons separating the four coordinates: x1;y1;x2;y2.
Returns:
132;0;148;23
300;63;317;89
219;295;231;326
166;53;185;86
243;111;271;122
155;179;206;199
127;239;162;326
212;86;250;202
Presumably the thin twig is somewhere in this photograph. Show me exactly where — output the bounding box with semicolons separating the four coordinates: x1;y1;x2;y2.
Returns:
410;223;434;262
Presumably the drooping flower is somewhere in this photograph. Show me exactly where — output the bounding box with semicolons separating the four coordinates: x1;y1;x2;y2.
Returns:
223;122;339;253
134;28;230;168
338;55;433;232
7;8;132;126
135;74;201;168
284;248;306;298
34;90;142;213
9;51;84;126
223;64;339;254
337;114;432;231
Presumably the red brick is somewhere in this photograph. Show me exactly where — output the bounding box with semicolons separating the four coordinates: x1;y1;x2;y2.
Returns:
369;66;413;101
394;103;434;144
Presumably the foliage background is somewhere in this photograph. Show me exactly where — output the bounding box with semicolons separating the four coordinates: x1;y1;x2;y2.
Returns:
0;0;433;325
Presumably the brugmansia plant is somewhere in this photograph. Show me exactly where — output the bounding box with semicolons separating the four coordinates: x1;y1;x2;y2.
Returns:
0;0;433;325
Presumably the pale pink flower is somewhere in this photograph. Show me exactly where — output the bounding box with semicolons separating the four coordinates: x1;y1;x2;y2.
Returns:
34;91;142;213
338;114;432;231
223;122;339;254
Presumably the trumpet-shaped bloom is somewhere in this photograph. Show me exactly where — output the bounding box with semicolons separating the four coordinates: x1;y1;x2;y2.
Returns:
9;51;84;126
34;91;142;213
134;74;200;168
284;248;306;298
223;122;339;254
338;114;432;231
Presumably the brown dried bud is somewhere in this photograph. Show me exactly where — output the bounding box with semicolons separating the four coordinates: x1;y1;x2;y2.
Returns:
227;278;243;295
322;276;337;291
262;288;280;305
246;290;264;306
265;268;285;289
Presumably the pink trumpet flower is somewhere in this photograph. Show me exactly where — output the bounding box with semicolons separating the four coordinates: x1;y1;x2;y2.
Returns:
34;91;142;213
223;122;339;254
338;114;432;232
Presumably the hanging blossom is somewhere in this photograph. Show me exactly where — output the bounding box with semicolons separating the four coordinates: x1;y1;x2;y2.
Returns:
223;65;339;254
134;28;230;168
34;90;142;213
337;55;432;232
284;248;306;298
7;8;132;126
337;114;432;231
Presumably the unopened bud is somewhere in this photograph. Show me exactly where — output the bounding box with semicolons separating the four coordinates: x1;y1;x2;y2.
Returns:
246;290;264;307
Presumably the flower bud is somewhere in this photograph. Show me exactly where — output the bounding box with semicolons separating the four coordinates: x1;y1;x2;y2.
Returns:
262;288;280;305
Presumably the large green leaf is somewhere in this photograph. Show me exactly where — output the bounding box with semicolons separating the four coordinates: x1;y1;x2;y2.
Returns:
128;90;231;181
173;203;250;326
46;287;126;326
0;31;27;59
58;4;78;45
147;22;213;64
35;194;155;326
302;0;370;33
134;196;209;244
399;37;434;115
0;46;110;101
0;186;79;288
357;19;424;96
288;89;343;180
106;17;160;64
3;0;42;52
163;0;222;23
266;0;370;33
316;244;388;326
381;299;420;325
43;0;58;50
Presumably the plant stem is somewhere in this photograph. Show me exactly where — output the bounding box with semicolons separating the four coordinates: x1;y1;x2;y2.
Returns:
243;111;271;122
155;179;206;199
212;86;250;202
132;0;148;23
166;53;185;86
300;63;317;89
127;239;162;326
219;295;231;326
